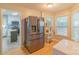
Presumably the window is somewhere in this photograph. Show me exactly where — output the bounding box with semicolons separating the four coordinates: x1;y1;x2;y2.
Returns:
56;16;68;36
46;16;53;33
46;16;53;39
72;12;79;41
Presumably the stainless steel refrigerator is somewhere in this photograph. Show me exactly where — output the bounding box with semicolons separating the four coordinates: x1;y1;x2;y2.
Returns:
22;16;44;53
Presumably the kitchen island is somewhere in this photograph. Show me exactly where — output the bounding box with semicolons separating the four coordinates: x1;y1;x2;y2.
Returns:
53;39;79;55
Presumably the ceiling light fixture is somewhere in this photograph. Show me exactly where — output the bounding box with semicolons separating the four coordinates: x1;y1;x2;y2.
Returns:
47;4;53;8
12;12;18;15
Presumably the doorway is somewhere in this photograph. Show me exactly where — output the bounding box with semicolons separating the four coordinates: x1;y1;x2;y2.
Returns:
1;9;21;54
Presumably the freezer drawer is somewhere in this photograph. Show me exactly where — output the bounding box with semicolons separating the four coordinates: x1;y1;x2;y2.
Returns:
26;39;43;53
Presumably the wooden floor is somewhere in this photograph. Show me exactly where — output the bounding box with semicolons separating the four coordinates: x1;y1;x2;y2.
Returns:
3;37;62;55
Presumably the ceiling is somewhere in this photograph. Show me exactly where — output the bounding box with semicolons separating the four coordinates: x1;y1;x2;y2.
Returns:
21;3;75;13
0;3;76;13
